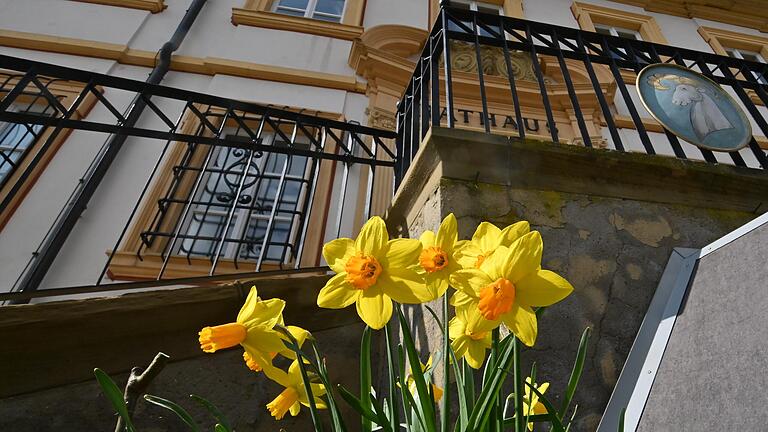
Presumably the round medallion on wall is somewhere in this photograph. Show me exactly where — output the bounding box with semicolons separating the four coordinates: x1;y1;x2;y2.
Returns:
636;63;752;152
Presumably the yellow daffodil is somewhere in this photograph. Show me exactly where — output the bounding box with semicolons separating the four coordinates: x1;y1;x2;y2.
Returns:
522;377;549;431
198;286;286;370
455;221;530;269
242;325;310;372
318;216;425;330
449;231;573;346
417;213;461;301
404;355;444;402
449;307;493;369
264;360;327;420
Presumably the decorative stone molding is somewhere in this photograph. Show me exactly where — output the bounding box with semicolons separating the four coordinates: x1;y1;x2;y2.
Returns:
73;0;166;13
366;107;396;131
449;41;539;82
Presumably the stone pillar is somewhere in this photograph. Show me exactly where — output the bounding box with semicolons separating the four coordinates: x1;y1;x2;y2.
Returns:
385;127;767;431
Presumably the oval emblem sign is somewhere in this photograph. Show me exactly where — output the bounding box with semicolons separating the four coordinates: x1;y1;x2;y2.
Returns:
636;63;752;152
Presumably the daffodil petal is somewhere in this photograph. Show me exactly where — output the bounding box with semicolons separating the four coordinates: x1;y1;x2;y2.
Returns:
448;316;465;340
515;269;574;307
450;290;475;308
289;402;301;416
451;335;469;357
436;213;458;252
356;287;393;330
502;303;538;347
323;238;355;273
356;216;388;256
473;221;502;253
450;268;492;298
502;231;543;283
385;238;422;267
458;305;500;333
317;273;360;309
380;268;432;304
240;297;286;329
455;243;483;269
479;245;509;281
420;230;436;248
499;221;530;246
466;339;488;369
236;286;260;323
243;326;287;355
261;360;293;388
423;272;449;301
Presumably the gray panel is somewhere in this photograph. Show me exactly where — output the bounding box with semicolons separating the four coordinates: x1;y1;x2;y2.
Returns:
636;222;768;431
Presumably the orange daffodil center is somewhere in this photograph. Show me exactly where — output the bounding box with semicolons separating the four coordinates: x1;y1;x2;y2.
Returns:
419;246;449;273
199;322;247;352
478;278;516;321
345;253;382;289
267;387;300;420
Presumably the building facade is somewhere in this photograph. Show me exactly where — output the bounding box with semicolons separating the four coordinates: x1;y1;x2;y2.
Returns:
0;0;767;430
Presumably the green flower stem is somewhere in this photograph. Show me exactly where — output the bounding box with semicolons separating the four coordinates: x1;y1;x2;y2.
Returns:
384;320;403;432
491;329;501;432
277;325;323;432
513;336;524;432
441;294;450;432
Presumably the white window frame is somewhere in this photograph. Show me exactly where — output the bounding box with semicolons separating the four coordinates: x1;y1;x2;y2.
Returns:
272;0;347;23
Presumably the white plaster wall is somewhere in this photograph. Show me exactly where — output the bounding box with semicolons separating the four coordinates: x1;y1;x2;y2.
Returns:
364;0;429;29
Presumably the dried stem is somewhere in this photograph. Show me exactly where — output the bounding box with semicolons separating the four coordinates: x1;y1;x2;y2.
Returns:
114;352;171;432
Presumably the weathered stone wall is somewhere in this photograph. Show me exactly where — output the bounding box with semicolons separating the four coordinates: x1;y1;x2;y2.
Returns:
385;127;766;431
400;179;750;430
0;324;366;432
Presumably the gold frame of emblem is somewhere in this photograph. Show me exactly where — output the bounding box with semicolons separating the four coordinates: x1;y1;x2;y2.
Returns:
635;63;752;152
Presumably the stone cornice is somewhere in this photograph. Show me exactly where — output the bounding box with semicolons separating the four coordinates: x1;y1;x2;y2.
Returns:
608;0;768;33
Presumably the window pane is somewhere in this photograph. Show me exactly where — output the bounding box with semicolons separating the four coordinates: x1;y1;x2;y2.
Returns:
312;13;342;22
314;0;344;16
615;28;641;40
594;26;613;36
276;0;309;9
741;52;764;63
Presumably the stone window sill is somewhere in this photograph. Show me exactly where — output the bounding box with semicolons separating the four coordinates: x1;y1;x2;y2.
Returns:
231;9;364;41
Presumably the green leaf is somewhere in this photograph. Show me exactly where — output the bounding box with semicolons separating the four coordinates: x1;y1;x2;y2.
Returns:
503;414;551;426
338;384;380;424
144;394;200;432
618;408;626;432
384;322;401;432
93;368;136;432
397;306;437;432
370;392;395;432
466;335;515;431
190;394;230;432
310;341;348;432
523;381;566;432
559;327;591;419
214;424;228;432
361;326;374;432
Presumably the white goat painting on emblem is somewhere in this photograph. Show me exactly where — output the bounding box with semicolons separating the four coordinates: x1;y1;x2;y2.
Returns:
648;73;734;141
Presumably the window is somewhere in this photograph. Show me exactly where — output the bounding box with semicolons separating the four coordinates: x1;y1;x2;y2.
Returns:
106;106;348;280
232;0;364;40
273;0;345;22
724;48;767;84
571;2;667;44
0;104;51;186
448;0;503;37
0;75;98;231
175;129;310;263
594;24;642;41
698;26;768;89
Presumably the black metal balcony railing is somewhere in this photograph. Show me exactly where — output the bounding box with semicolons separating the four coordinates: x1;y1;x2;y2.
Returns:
395;4;768;184
0;55;396;301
